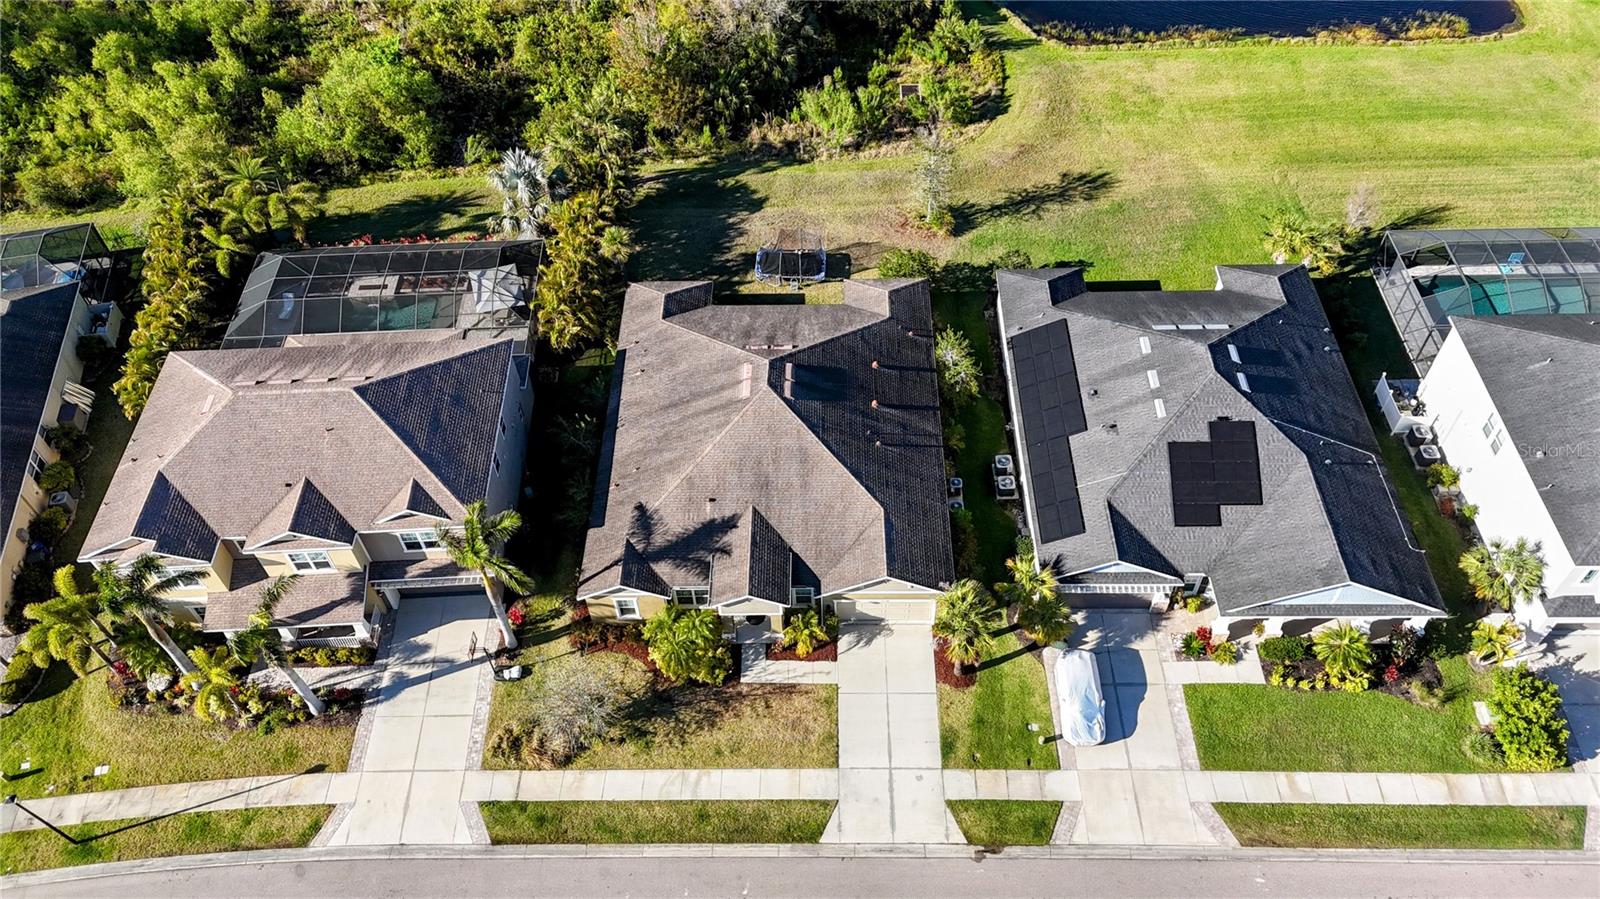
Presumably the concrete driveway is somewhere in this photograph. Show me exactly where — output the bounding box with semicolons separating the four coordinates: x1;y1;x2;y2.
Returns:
1526;628;1600;773
824;624;963;844
322;593;495;846
1064;611;1219;846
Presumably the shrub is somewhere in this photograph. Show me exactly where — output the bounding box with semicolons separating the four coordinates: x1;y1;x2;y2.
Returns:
1458;502;1479;522
1489;665;1569;772
28;507;70;545
1312;623;1373;677
37;461;75;495
782;609;832;658
1183;594;1207;614
45;423;91;463
1467;731;1505;765
1426;463;1460;489
1258;635;1308;663
1209;641;1239;665
0;653;43;704
1179;631;1208;659
641;605;730;685
934;326;981;405
1388;623;1421;664
949;506;979;578
1423;617;1471;659
877;248;939;280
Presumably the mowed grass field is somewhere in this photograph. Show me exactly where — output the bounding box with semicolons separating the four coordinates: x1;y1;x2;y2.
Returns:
631;0;1600;290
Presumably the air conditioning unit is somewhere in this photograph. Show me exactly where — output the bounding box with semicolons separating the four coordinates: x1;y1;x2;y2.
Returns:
1406;424;1435;447
48;491;78;518
947;498;965;510
993;454;1015;475
994;475;1018;500
1414;444;1444;466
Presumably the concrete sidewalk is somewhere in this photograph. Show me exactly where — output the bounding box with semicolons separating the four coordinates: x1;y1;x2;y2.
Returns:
0;772;356;834
942;768;1600;807
738;644;838;685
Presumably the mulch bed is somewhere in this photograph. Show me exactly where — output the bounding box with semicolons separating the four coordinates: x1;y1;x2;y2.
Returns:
933;641;977;688
766;642;838;663
1258;652;1443;700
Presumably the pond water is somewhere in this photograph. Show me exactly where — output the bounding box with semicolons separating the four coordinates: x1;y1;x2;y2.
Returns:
1006;2;1518;37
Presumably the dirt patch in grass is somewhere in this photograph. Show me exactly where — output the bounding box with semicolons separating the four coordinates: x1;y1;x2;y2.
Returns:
949;800;1062;846
0;805;331;875
1217;803;1586;850
482;801;835;844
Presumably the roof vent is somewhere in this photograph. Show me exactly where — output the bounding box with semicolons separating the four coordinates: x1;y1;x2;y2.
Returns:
1088;388;1099;397
870;399;879;409
1101;422;1118;433
738;362;753;399
1146;370;1161;390
871;359;880;369
1535;449;1547;458
1154;398;1167;419
1323;345;1332;352
200;394;214;414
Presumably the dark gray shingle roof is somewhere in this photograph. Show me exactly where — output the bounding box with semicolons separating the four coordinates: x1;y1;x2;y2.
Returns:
998;265;1442;617
0;282;78;530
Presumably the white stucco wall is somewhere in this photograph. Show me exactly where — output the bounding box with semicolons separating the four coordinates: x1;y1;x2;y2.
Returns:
1418;331;1597;627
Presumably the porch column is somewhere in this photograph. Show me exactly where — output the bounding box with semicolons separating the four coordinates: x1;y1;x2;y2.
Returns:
277;627;297;643
1401;616;1432;634
1343;618;1377;638
1212;616;1239;641
354;618;374;641
381;586;401;610
1260;618;1286;638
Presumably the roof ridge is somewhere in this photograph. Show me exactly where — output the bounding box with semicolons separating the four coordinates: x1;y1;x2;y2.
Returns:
647;389;764;509
1455;314;1600;350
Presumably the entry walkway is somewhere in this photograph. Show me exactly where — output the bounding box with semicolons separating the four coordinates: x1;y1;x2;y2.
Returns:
822;624;963;844
320;593;496;847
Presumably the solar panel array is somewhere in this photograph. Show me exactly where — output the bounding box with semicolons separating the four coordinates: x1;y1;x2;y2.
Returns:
1010;320;1087;542
1168;419;1263;527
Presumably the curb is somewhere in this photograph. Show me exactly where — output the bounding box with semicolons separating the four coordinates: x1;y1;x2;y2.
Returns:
5;841;1596;889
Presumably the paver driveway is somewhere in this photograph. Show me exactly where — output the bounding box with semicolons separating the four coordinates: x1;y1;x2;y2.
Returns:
322;593;494;846
824;624;963;844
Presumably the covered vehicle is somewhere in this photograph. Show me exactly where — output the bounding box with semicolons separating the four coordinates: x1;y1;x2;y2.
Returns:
1054;648;1106;746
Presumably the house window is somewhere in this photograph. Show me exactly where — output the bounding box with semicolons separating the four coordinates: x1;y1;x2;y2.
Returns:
1489;431;1506;455
790;587;815;607
1582;569;1599;584
397;530;441;552
287;551;334;572
26;450;45;484
165;571;205;589
498;417;507;436
614;597;641;620
672;586;710;607
1481;413;1498;439
492;453;501;474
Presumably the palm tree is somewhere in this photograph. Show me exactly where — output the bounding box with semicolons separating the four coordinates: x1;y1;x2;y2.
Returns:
1016;591;1075;647
231;574;324;717
181;645;242;723
437;500;535;649
94;554;197;675
487;148;559;238
641;605;729;685
1471;619;1522;666
997;552;1056;607
782;610;831;659
16;567;117;675
1459;538;1546;611
1311;622;1373;677
933;579;996;674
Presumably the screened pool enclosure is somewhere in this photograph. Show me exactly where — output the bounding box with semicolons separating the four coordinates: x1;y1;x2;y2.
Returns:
1375;227;1600;373
222;240;542;348
0;222;114;302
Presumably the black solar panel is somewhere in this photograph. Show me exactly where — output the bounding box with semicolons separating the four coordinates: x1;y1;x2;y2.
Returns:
1011;321;1087;542
1168;419;1263;527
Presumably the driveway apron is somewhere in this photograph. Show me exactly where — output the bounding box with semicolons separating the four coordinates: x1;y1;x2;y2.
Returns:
824;624;963;843
323;593;494;846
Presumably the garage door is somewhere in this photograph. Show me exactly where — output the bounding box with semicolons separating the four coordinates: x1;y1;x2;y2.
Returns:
834;599;935;624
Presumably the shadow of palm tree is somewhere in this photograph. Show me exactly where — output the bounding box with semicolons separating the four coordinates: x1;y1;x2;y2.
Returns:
308;189;489;244
952;170;1117;236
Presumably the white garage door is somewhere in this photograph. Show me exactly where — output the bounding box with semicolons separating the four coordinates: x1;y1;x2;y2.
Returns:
834;599;935;624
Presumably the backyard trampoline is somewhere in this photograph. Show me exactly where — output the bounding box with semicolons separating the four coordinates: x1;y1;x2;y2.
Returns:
754;228;826;287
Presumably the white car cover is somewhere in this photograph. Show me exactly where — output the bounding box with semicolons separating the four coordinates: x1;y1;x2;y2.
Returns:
1054;649;1106;746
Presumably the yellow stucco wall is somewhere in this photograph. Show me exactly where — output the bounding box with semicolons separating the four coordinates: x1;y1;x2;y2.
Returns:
588;592;667;621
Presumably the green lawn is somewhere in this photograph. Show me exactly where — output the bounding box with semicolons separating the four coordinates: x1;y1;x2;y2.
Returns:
630;0;1597;293
949;800;1062;846
1217;804;1587;851
481;801;835;844
940;634;1059;770
1186;657;1496;773
0;665;354;800
57;359;137;566
0;805;330;875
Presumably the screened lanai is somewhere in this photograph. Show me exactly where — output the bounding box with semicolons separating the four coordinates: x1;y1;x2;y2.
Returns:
222;240;542;348
1375;227;1600;373
0;222;113;302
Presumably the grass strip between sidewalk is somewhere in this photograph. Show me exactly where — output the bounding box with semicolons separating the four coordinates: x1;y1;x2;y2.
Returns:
0;805;332;875
1216;803;1586;850
481;800;835;844
948;800;1062;846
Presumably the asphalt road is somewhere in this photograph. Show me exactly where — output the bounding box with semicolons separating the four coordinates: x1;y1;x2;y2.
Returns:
8;854;1598;899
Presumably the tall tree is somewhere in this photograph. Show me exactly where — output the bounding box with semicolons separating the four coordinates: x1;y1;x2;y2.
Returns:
437;500;535;649
94;554;197;675
914;126;954;224
231;574;324;717
933;578;996;674
16;567;117;675
487;147;559;239
1459;538;1546;611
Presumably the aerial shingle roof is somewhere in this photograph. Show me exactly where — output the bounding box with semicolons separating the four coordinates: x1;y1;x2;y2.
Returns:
997;265;1442;616
82;339;517;565
579;280;954;602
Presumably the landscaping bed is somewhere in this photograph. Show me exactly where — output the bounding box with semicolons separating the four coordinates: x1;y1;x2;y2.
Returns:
481;800;835;844
0;805;332;875
948;800;1062;846
0;665;354;800
1185;656;1498;773
767;641;837;663
1216;803;1586;851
